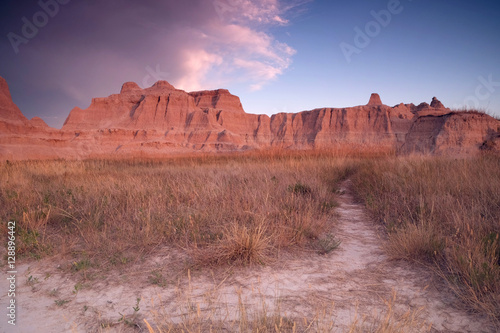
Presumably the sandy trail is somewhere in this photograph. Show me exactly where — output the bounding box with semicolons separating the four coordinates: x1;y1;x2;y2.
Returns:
0;180;495;332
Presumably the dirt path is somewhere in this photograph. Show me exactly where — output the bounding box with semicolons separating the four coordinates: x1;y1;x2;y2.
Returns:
0;180;495;332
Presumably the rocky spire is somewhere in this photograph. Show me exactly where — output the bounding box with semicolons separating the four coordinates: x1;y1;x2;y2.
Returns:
430;97;445;109
120;82;142;94
367;93;383;106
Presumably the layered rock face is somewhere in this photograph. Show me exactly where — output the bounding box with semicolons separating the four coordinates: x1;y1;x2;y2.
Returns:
0;77;29;129
63;81;246;131
0;77;79;160
1;77;499;160
61;80;264;153
401;112;500;155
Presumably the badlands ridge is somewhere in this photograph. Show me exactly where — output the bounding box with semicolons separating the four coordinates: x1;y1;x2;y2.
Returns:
0;76;499;160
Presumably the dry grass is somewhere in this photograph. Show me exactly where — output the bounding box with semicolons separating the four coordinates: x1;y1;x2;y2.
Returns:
351;155;500;322
0;152;349;268
141;285;428;333
197;222;272;266
2;150;497;328
347;291;431;333
449;107;500;121
383;221;443;262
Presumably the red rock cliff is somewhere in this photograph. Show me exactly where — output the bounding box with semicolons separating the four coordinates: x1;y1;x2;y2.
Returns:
1;77;499;159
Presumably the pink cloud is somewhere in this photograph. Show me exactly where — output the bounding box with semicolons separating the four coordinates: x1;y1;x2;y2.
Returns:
176;49;223;91
172;0;303;91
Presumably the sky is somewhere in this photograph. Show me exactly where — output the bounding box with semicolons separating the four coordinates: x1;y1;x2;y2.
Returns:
1;0;499;129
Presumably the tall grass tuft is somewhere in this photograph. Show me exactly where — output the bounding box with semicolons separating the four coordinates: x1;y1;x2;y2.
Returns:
194;222;271;265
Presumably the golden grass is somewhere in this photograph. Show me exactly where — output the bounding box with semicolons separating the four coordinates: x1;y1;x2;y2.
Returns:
2;150;498;326
141;283;429;333
351;155;500;322
198;222;272;266
347;291;431;333
0;152;349;267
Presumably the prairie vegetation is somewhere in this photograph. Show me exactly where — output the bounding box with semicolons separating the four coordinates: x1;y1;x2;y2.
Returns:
351;155;500;322
0;152;348;267
143;288;429;333
1;151;498;328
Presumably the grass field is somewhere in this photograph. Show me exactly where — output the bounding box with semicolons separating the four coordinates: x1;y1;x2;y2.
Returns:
0;152;352;267
351;155;500;321
1;151;499;329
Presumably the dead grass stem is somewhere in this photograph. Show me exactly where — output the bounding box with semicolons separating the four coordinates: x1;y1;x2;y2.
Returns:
351;155;500;322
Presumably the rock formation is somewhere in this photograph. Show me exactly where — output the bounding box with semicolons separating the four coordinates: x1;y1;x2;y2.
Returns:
0;77;29;128
367;93;383;106
30;117;51;129
430;97;445;109
0;76;499;160
401;111;500;155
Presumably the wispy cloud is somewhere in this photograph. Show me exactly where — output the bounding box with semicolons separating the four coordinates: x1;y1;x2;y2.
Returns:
176;49;223;91
172;0;306;91
172;21;297;91
0;0;310;126
217;0;286;25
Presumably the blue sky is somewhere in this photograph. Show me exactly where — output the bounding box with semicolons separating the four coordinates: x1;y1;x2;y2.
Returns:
1;0;499;128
